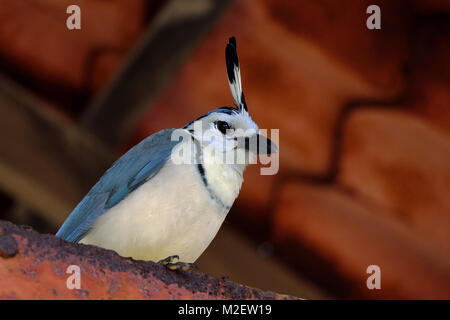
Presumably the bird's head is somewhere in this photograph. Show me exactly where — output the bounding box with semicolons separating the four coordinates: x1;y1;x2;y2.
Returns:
183;37;277;168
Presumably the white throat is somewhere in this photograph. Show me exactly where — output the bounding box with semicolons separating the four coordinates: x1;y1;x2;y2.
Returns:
199;142;245;210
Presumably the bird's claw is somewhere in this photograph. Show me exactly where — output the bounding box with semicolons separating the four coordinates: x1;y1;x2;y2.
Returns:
166;262;198;271
158;255;198;271
158;255;179;265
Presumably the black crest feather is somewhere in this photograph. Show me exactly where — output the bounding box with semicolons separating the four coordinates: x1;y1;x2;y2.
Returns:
225;36;247;112
225;37;239;84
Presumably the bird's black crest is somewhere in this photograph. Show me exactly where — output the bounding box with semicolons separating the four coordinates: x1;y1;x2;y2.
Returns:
225;37;239;84
240;92;248;112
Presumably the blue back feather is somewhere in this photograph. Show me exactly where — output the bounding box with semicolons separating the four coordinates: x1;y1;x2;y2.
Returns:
56;129;180;242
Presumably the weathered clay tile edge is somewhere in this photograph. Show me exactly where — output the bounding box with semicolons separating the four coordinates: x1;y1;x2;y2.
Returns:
0;220;296;300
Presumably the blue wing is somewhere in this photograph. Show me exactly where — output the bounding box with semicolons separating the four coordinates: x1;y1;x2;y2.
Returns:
56;128;181;242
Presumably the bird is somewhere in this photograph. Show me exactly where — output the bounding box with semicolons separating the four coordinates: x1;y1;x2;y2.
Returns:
56;37;278;270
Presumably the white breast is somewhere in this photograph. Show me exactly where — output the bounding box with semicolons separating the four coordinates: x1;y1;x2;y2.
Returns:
80;143;243;263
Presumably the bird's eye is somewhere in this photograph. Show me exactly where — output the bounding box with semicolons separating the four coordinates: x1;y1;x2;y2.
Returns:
215;121;232;134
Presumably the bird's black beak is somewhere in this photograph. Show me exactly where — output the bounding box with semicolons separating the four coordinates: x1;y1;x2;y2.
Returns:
243;134;278;155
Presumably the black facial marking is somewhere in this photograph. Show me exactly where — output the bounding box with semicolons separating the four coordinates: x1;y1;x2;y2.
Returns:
197;164;207;185
191;136;208;186
215;121;231;134
191;135;231;211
